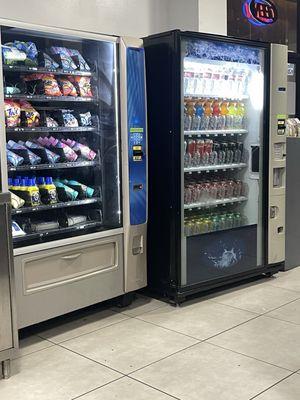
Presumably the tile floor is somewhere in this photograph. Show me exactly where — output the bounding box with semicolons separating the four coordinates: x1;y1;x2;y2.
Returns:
1;268;300;399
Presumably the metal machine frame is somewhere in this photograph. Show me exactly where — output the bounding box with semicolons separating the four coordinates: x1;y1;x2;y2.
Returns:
0;193;18;379
0;19;147;328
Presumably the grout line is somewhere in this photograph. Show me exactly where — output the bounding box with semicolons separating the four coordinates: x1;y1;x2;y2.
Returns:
261;313;300;327
265;282;300;294
15;338;57;360
127;341;201;376
57;343;127;377
248;371;297;400
127;375;181;399
110;302;167;318
71;376;125;400
205;341;295;373
36;315;133;345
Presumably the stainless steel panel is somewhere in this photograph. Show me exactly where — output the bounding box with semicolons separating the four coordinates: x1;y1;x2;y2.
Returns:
14;234;124;328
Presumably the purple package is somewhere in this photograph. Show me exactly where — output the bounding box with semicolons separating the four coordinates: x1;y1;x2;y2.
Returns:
48;136;78;161
62;138;96;161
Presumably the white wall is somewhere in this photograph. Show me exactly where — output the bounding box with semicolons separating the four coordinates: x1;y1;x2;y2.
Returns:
198;0;227;35
0;0;199;38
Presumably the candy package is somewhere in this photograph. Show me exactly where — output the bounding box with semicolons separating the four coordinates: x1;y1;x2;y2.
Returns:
46;116;59;127
58;77;77;96
7;140;41;165
14;41;38;66
62;139;96;160
2;43;26;65
67;49;90;71
38;136;78;162
79;112;92;126
24;140;60;164
10;192;25;209
62;110;79;127
50;46;77;70
38;52;60;69
6;149;24;167
68;76;92;97
20;100;40;127
24;73;62;96
5;100;21;127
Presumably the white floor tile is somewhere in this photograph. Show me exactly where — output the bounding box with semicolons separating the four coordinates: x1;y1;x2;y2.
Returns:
17;335;54;358
112;295;166;317
208;281;300;314
268;268;300;293
38;309;129;344
62;318;198;374
131;342;288;400
209;315;300;371
77;377;175;399
0;346;121;400
255;373;300;400
138;299;256;340
267;298;300;325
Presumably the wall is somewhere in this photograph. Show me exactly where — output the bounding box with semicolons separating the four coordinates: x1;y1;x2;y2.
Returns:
0;0;199;37
198;0;227;35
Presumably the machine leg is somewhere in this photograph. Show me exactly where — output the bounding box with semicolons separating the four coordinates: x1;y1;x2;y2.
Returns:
2;360;11;379
116;293;135;308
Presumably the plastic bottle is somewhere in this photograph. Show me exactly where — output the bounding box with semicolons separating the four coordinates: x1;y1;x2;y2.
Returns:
227;102;236;129
37;177;58;205
220;101;228;130
191;100;203;131
237;101;246;129
27;178;41;206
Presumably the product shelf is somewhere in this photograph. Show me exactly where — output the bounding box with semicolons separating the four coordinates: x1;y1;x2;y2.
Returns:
12;197;101;215
13;220;103;245
6;126;97;133
184;129;248;137
3;64;94;77
184;163;247;173
8;159;100;172
184;196;247;210
5;94;97;103
184;93;249;101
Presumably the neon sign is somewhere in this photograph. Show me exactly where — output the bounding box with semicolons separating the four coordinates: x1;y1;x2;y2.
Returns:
243;0;278;26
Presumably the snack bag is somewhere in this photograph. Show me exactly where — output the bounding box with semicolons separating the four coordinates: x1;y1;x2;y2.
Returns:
20;100;40;127
62;139;96;160
6;149;24;167
25;140;60;164
24;73;62;96
58;78;77;96
62;110;79;127
2;43;26;65
14;41;38;66
69;76;92;97
50;46;77;70
79;112;92;126
45;116;59;127
7;140;41;165
67;49;90;71
39;52;60;69
5;100;21;127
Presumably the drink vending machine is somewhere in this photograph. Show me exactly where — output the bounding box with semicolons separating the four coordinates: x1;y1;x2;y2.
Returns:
144;30;287;303
0;20;147;328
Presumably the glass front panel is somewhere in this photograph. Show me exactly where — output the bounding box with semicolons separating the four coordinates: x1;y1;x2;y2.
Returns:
2;26;121;248
182;38;265;285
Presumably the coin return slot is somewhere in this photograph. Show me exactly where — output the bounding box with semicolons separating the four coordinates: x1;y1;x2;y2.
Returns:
273;168;285;188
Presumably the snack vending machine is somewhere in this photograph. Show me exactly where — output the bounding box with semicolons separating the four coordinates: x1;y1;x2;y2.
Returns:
0;21;147;328
144;30;287;303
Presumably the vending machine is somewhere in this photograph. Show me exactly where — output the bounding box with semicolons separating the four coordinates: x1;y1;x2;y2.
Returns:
144;30;287;303
0;20;147;328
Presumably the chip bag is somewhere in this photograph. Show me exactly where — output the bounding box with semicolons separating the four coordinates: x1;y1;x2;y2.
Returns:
20;100;40;127
24;73;62;96
69;76;92;97
5;100;21;127
58;78;77;96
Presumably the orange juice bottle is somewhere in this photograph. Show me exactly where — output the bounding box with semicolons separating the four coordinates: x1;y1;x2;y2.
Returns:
204;99;212;130
220;100;228;130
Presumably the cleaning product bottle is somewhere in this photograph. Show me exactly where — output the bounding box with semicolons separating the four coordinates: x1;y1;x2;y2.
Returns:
27;178;41;206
